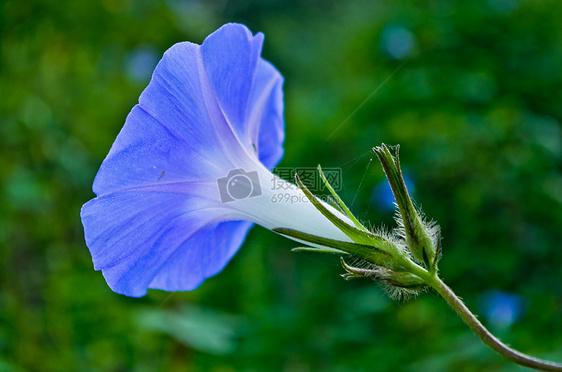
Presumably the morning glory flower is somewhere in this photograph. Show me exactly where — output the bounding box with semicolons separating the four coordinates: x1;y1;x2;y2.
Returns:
78;23;562;372
81;24;351;297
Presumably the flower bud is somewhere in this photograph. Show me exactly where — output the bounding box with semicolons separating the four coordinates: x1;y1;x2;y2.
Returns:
373;144;440;272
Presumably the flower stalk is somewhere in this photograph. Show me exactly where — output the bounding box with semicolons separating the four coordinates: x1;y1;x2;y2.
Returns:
428;275;562;371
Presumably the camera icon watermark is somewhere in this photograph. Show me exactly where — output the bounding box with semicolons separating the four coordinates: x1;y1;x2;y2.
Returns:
217;168;262;203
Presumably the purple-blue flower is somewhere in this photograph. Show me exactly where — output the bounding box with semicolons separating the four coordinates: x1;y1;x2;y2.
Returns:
81;24;351;297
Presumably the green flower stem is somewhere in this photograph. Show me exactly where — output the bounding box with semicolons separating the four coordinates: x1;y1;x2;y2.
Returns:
427;275;562;371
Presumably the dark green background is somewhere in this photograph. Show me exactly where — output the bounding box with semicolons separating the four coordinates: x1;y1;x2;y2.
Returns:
1;0;561;370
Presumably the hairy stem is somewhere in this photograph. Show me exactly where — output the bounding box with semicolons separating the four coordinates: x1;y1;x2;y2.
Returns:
428;276;562;371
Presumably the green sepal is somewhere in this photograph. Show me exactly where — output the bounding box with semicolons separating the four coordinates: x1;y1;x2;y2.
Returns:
432;225;442;270
324;195;346;215
291;247;344;254
295;174;389;248
317;165;369;232
273;228;393;267
340;258;424;287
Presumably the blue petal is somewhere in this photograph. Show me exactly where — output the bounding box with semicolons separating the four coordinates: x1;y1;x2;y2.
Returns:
251;60;285;169
83;190;214;270
138;41;245;178
147;220;254;292
201;24;263;151
82;23;286;296
93;105;227;195
201;24;285;168
82;191;249;297
95;24;283;197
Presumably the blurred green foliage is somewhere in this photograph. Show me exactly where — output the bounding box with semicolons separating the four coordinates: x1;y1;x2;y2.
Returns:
1;0;561;370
